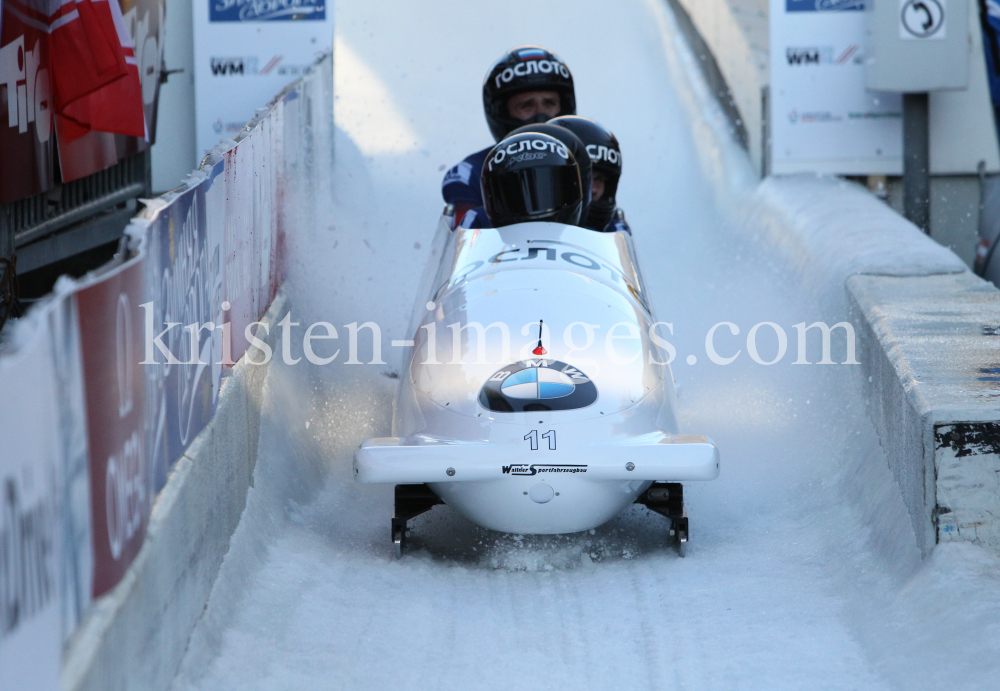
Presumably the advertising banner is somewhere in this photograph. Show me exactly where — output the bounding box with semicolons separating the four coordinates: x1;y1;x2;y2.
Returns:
254;115;278;311
770;0;903;174
56;0;165;182
223;138;258;362
46;291;93;640
0;1;55;203
0;51;320;676
143;180;224;494
76;258;148;597
0;320;63;691
191;0;332;157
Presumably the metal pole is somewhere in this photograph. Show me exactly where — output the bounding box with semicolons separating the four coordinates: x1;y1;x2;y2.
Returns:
903;92;930;233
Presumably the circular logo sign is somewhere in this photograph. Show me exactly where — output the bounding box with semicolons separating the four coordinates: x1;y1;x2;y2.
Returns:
479;359;598;413
901;0;944;39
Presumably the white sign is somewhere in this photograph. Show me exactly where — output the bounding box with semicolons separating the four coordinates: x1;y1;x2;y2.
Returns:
770;0;903;175
0;321;63;691
900;0;947;39
192;0;333;157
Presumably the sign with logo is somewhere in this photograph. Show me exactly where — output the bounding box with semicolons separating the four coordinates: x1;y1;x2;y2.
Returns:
192;0;332;157
76;258;149;597
785;0;864;10
210;0;326;23
501;464;588;476
142;180;223;495
770;0;903;174
900;0;946;39
479;359;598;413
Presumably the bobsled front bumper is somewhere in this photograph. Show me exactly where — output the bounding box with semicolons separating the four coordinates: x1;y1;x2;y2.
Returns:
353;432;719;484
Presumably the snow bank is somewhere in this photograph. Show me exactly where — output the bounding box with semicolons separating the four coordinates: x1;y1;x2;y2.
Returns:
747;175;967;284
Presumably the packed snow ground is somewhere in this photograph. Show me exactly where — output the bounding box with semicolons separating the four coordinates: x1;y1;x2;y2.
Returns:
170;1;1000;689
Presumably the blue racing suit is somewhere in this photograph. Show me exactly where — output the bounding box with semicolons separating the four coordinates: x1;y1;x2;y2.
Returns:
442;147;491;224
982;1;1000;135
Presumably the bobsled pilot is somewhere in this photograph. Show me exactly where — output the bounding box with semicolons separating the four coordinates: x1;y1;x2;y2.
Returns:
479;131;584;228
548;115;630;234
442;46;576;225
458;122;592;230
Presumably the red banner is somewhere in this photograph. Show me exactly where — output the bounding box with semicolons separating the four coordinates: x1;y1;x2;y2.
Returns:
75;257;147;597
0;2;55;203
0;0;164;198
56;0;164;181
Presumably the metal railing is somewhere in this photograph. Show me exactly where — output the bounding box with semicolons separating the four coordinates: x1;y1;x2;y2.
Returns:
0;150;150;270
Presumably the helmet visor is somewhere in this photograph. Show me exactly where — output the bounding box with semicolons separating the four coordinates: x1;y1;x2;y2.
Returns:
486;166;582;223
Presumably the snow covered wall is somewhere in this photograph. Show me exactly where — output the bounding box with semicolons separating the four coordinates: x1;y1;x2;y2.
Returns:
668;3;1000;555
60;293;290;691
0;53;332;691
850;273;1000;553
53;53;335;691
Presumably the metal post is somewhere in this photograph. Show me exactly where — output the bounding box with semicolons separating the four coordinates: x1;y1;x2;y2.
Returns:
903;92;930;233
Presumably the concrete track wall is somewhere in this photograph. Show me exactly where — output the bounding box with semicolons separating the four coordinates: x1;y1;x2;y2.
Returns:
736;169;1000;559
661;0;1000;556
60;291;290;691
849;274;1000;553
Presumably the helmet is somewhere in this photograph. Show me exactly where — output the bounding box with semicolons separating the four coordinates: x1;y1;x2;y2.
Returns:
482;46;576;142
509;122;592;216
481;132;583;227
548;116;621;231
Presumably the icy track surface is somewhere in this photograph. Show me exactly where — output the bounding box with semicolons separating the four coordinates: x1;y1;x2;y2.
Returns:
170;1;1000;689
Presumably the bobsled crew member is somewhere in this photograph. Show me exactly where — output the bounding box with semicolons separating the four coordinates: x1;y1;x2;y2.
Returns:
458;122;592;230
442;45;576;225
548;115;631;234
479;131;585;227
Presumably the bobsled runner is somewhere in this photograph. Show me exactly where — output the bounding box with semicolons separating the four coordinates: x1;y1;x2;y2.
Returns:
354;207;719;557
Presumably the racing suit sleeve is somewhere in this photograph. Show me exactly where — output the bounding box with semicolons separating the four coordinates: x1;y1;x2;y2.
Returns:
457;206;493;229
453;202;478;227
441;148;490;225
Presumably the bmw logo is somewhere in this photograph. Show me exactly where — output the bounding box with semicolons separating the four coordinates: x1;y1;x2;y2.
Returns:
479;359;598;413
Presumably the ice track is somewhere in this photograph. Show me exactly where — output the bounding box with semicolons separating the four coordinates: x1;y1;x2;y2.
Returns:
169;1;1000;689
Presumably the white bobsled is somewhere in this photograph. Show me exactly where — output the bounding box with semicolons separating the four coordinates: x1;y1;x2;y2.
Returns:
354;209;719;555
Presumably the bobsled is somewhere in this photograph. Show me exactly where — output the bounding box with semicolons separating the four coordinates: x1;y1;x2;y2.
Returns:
354;208;719;556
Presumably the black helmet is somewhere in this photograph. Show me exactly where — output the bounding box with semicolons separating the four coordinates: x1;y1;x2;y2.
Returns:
481;132;583;227
548;116;621;230
482;46;576;142
509;123;592;217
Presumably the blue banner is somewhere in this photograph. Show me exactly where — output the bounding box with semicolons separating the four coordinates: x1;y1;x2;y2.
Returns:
786;0;864;11
210;0;325;22
143;181;224;493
